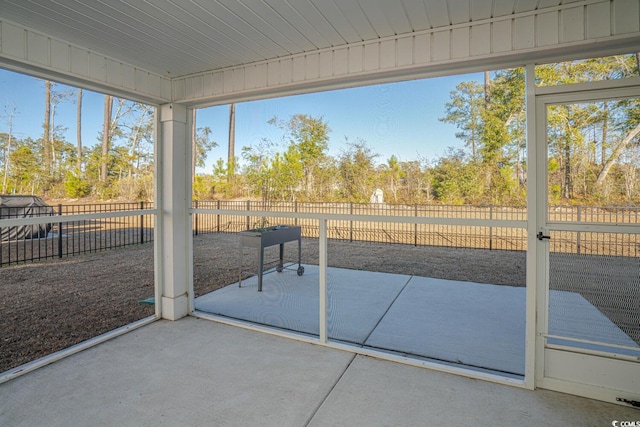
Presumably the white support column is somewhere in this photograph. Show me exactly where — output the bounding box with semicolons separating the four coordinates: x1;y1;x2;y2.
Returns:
158;103;191;320
524;63;539;390
319;219;328;343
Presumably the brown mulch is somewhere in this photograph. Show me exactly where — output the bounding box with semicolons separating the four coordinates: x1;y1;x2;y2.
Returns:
1;233;527;373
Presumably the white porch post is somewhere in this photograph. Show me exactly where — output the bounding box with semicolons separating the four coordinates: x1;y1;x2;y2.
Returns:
524;63;538;390
158;103;192;320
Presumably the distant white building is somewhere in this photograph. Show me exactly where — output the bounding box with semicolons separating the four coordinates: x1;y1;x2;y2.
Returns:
370;188;383;204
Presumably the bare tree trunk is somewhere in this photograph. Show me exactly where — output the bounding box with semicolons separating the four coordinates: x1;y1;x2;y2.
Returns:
2;105;16;194
50;103;57;173
228;103;235;177
44;80;51;174
76;88;82;177
101;95;113;182
484;70;491;108
596;122;640;187
564;139;571;199
191;108;197;183
601;102;609;165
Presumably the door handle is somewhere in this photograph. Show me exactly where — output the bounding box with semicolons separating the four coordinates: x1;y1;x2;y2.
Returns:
537;231;550;241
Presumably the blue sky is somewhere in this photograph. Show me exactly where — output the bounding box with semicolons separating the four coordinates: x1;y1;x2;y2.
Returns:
0;68;479;172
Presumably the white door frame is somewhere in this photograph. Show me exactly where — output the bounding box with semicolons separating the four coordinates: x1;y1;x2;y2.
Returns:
533;77;640;404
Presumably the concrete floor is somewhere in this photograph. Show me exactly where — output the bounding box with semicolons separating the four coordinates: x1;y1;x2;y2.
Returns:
195;265;640;377
1;317;637;427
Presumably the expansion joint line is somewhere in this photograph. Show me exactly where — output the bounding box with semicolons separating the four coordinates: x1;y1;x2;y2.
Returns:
303;353;357;427
362;275;414;345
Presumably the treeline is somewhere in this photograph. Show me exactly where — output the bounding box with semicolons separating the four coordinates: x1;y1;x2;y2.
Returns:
1;84;156;200
2;55;639;206
198;55;640;206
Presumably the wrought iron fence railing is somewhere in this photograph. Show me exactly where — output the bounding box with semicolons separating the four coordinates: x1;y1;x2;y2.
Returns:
0;202;154;267
1;201;638;267
193;201;640;256
193;201;528;251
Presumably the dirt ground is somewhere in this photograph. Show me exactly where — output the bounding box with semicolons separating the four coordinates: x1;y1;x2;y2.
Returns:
2;232;526;373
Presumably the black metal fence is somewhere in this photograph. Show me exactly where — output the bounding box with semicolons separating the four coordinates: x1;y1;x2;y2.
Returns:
193;201;640;255
0;202;154;267
2;201;638;267
192;201;529;251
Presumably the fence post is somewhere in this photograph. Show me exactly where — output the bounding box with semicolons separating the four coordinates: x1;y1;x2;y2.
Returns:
577;205;581;255
414;204;418;246
349;202;353;242
246;200;251;230
294;201;298;226
216;200;221;232
58;204;63;258
489;204;493;251
140;201;145;244
194;200;199;236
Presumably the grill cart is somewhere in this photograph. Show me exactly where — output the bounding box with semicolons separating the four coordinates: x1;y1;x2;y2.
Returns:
238;225;304;291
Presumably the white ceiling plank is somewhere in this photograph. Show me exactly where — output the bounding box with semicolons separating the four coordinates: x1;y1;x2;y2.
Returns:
538;0;561;7
470;0;494;20
493;0;517;16
423;0;451;27
448;0;471;25
356;0;395;37
121;1;252;65
222;0;317;52
277;0;347;46
263;0;335;48
312;0;362;43
7;0;209;75
514;0;541;13
332;0;378;41
191;0;302;57
375;0;414;35
0;0;632;81
160;0;281;65
400;0;431;31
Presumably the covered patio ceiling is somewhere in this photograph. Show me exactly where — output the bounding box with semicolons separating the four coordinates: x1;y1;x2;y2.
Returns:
0;0;577;79
2;0;640;107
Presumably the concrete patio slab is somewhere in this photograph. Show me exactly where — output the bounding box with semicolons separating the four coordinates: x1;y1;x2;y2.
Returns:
548;290;640;357
195;265;410;344
364;277;526;375
196;266;639;376
2;317;638;427
307;355;639;426
0;318;354;427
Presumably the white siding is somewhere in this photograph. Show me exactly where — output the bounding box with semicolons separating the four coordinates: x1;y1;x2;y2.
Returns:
364;43;380;71
514;16;536;50
614;0;640;33
173;0;638;105
0;19;171;104
397;36;414;67
492;20;513;53
334;48;349;75
173;0;640;102
451;27;470;59
27;31;48;66
536;12;560;47
2;1;638;106
431;30;451;62
586;2;612;39
470;24;491;56
561;6;585;43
